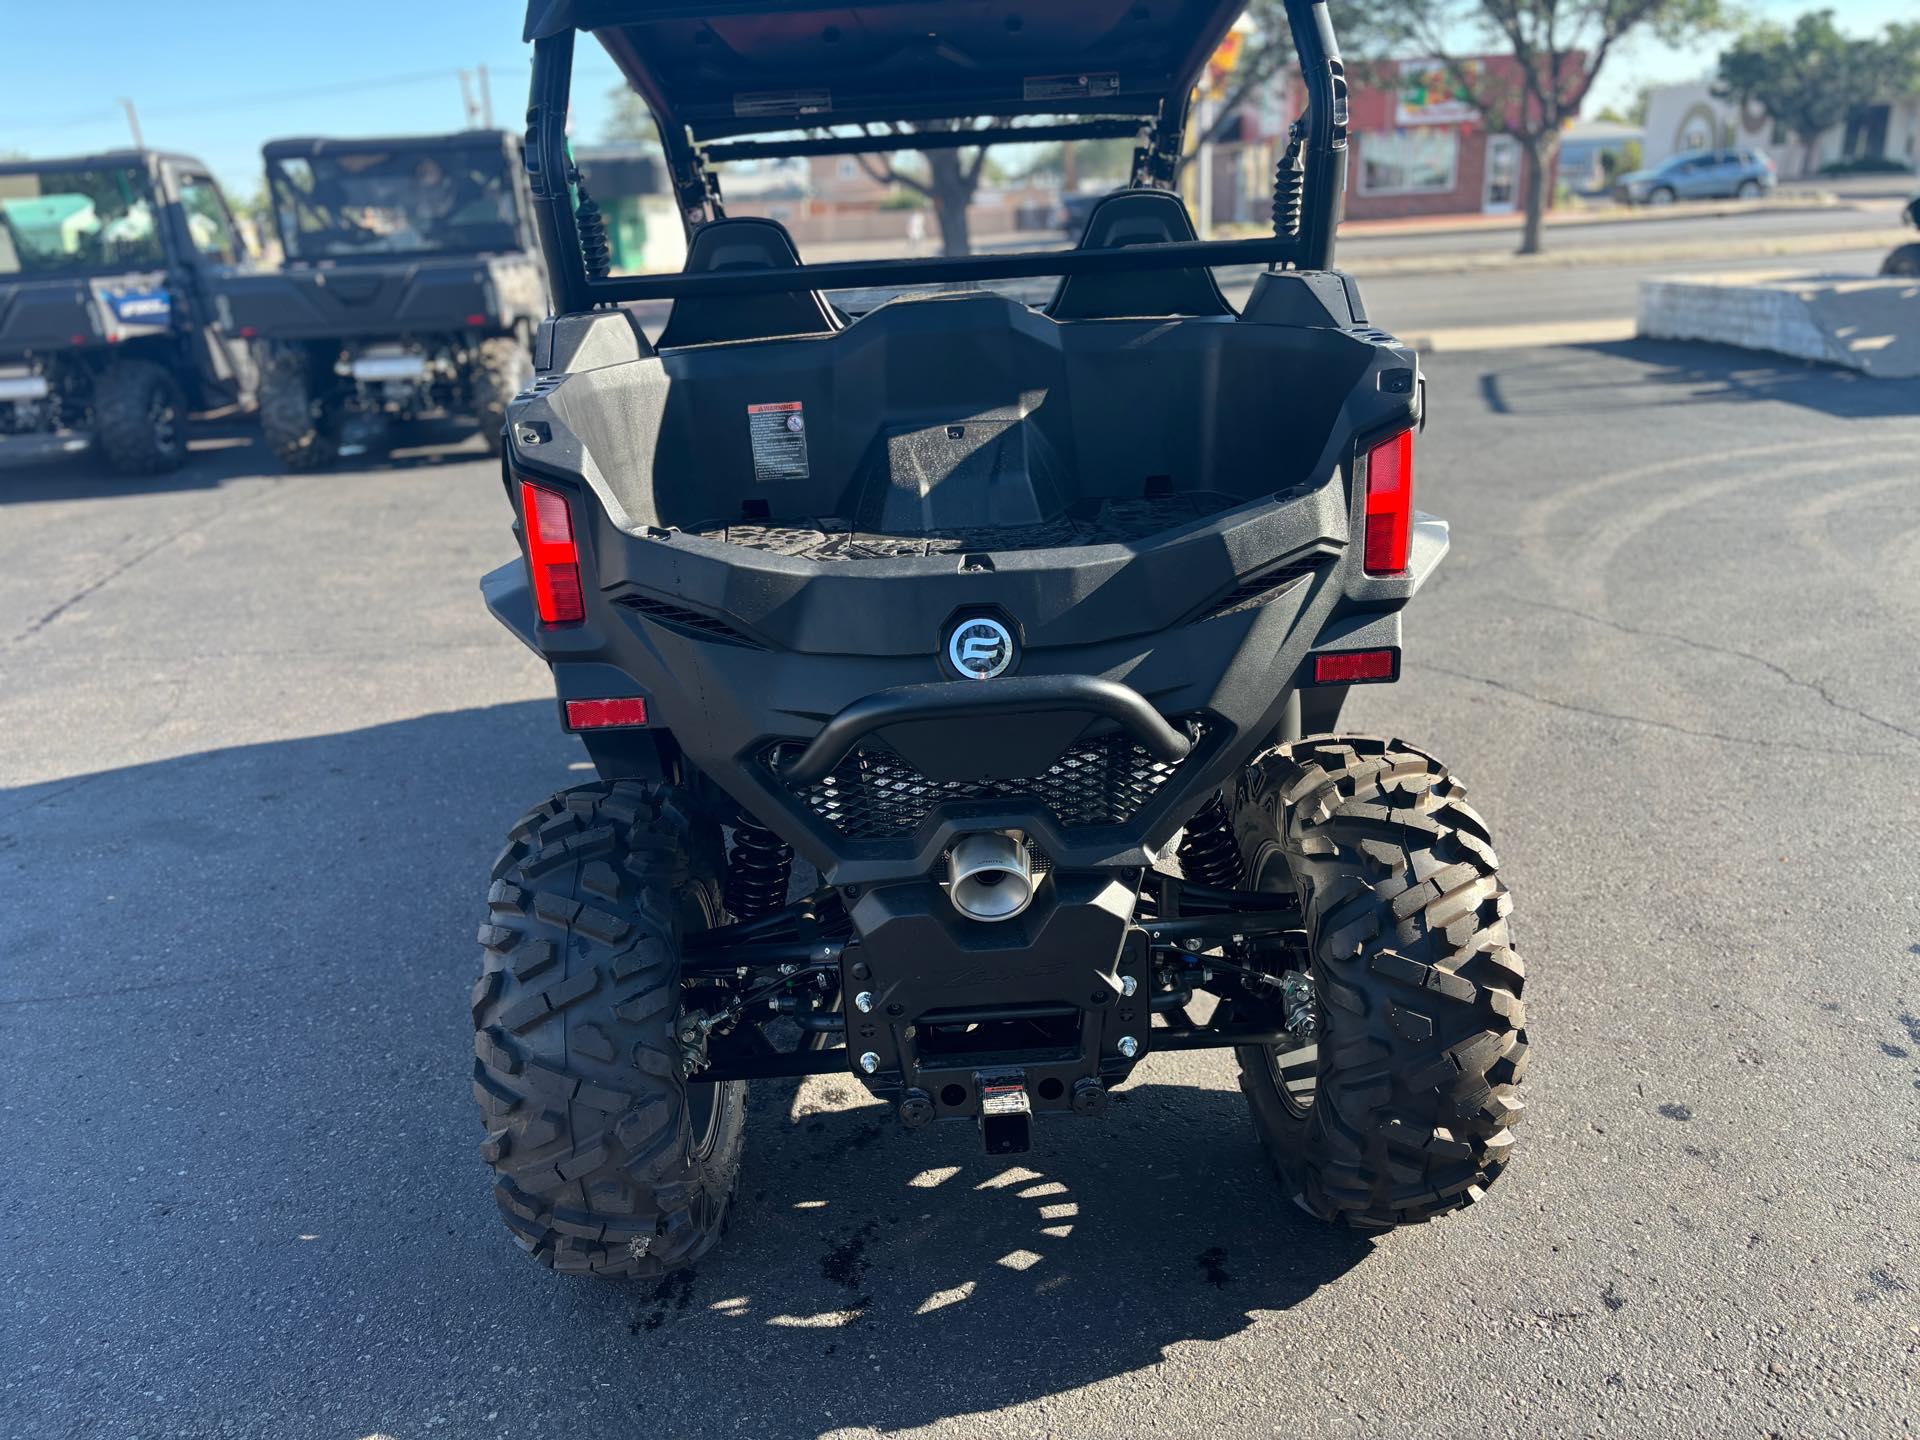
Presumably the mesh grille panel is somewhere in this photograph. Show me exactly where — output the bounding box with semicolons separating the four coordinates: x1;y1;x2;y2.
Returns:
775;728;1196;840
1203;560;1320;618
615;592;763;648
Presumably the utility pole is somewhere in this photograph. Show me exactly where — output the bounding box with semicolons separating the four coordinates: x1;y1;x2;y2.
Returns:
118;97;144;150
459;70;479;128
478;64;494;129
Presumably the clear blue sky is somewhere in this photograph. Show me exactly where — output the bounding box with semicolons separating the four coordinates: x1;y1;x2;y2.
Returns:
1;1;1911;197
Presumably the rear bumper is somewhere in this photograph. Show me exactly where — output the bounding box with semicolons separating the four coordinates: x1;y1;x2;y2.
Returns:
484;472;1446;885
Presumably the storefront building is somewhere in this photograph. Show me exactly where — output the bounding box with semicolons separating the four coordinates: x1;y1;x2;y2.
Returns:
1337;56;1574;222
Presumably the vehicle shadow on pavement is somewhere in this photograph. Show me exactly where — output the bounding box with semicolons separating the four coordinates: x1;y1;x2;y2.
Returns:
0;415;269;502
1474;338;1920;421
0;416;492;501
612;1082;1379;1435
1;701;1376;1440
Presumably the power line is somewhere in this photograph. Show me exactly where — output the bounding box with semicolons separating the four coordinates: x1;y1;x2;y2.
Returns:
0;59;527;132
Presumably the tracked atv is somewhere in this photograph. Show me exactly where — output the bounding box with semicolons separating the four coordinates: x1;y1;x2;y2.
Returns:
219;132;544;468
474;0;1528;1278
0;151;256;474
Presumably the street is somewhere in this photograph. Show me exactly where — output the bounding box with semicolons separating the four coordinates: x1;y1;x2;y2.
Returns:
4;320;1918;1436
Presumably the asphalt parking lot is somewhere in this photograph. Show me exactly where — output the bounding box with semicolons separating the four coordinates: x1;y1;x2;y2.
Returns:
4;340;1918;1439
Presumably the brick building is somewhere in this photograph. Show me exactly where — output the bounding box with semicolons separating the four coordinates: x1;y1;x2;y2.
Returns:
1205;55;1580;226
1337;56;1577;221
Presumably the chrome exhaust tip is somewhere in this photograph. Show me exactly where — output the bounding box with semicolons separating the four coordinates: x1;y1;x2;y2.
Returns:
947;831;1036;922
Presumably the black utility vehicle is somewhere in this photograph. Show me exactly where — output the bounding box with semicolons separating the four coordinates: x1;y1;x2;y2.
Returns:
220;132;545;468
0;151;255;474
474;0;1528;1278
1883;194;1920;277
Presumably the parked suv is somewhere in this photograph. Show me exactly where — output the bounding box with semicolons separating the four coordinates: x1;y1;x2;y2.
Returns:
1614;148;1777;206
0;151;256;473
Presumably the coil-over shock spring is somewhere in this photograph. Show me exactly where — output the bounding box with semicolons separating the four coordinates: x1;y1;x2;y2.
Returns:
1272;119;1307;240
1177;793;1245;890
575;180;611;282
726;818;793;920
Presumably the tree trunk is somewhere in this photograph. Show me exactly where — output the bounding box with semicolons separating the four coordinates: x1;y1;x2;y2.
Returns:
926;149;976;256
1799;130;1823;179
1517;131;1559;257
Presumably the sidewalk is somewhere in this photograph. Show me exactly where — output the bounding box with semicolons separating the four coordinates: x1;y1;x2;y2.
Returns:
1218;192;1845;246
1342;226;1910;278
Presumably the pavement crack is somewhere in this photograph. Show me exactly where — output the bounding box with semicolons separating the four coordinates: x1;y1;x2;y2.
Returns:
0;959;310;1008
1512;596;1920;747
1411;661;1905;760
6;525;195;647
4;484;273;651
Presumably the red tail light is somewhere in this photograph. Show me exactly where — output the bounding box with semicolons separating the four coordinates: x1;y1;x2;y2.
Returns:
1363;429;1414;576
520;479;584;625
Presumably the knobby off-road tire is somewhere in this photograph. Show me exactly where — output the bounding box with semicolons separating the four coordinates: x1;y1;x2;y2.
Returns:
471;335;533;458
1233;736;1527;1227
472;781;747;1278
92;359;188;475
1882;244;1920;278
257;346;339;472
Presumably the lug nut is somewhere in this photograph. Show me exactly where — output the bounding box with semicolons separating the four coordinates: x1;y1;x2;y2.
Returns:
1117;1035;1139;1059
854;991;875;1013
1120;975;1138;997
858;1052;880;1074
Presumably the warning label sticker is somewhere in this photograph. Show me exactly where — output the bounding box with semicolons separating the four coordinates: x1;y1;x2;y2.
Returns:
748;401;810;483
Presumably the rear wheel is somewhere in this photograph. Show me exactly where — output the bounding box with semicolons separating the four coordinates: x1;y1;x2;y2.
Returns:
1882;244;1920;278
92;359;187;475
1736;179;1763;200
1232;736;1527;1227
471;334;533;457
258;346;340;472
472;781;746;1278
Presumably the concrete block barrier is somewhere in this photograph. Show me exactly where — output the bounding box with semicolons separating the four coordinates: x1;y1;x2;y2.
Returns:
1637;271;1920;379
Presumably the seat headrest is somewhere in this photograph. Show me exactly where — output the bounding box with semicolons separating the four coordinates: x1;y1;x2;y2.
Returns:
657;216;841;349
1047;189;1234;322
1079;190;1200;249
683;216;805;272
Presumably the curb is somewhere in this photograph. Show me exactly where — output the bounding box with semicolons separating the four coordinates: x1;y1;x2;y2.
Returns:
1400;319;1639;354
1342;229;1912;279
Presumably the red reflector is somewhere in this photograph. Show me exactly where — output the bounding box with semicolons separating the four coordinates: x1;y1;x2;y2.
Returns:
1363;429;1414;576
520;479;584;625
1313;648;1399;685
565;697;649;729
239;325;258;339
466;313;488;327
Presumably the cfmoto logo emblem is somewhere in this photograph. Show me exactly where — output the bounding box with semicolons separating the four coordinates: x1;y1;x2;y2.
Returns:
947;617;1016;680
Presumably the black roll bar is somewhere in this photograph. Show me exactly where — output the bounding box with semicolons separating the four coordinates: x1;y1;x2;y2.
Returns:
525;2;1349;313
702;118;1148;165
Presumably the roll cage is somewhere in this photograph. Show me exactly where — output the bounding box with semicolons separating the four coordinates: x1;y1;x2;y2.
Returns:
520;0;1351;312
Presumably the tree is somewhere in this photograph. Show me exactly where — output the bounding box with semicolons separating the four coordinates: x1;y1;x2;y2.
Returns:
1372;1;1728;254
601;84;661;150
1717;16;1920;175
845;120;1002;257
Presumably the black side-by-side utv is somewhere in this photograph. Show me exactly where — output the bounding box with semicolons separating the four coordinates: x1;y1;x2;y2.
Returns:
0;151;256;474
474;0;1528;1278
218;132;545;468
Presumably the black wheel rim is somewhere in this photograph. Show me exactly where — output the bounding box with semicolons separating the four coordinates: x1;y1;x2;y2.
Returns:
1250;839;1318;1119
680;884;723;1158
149;386;182;457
